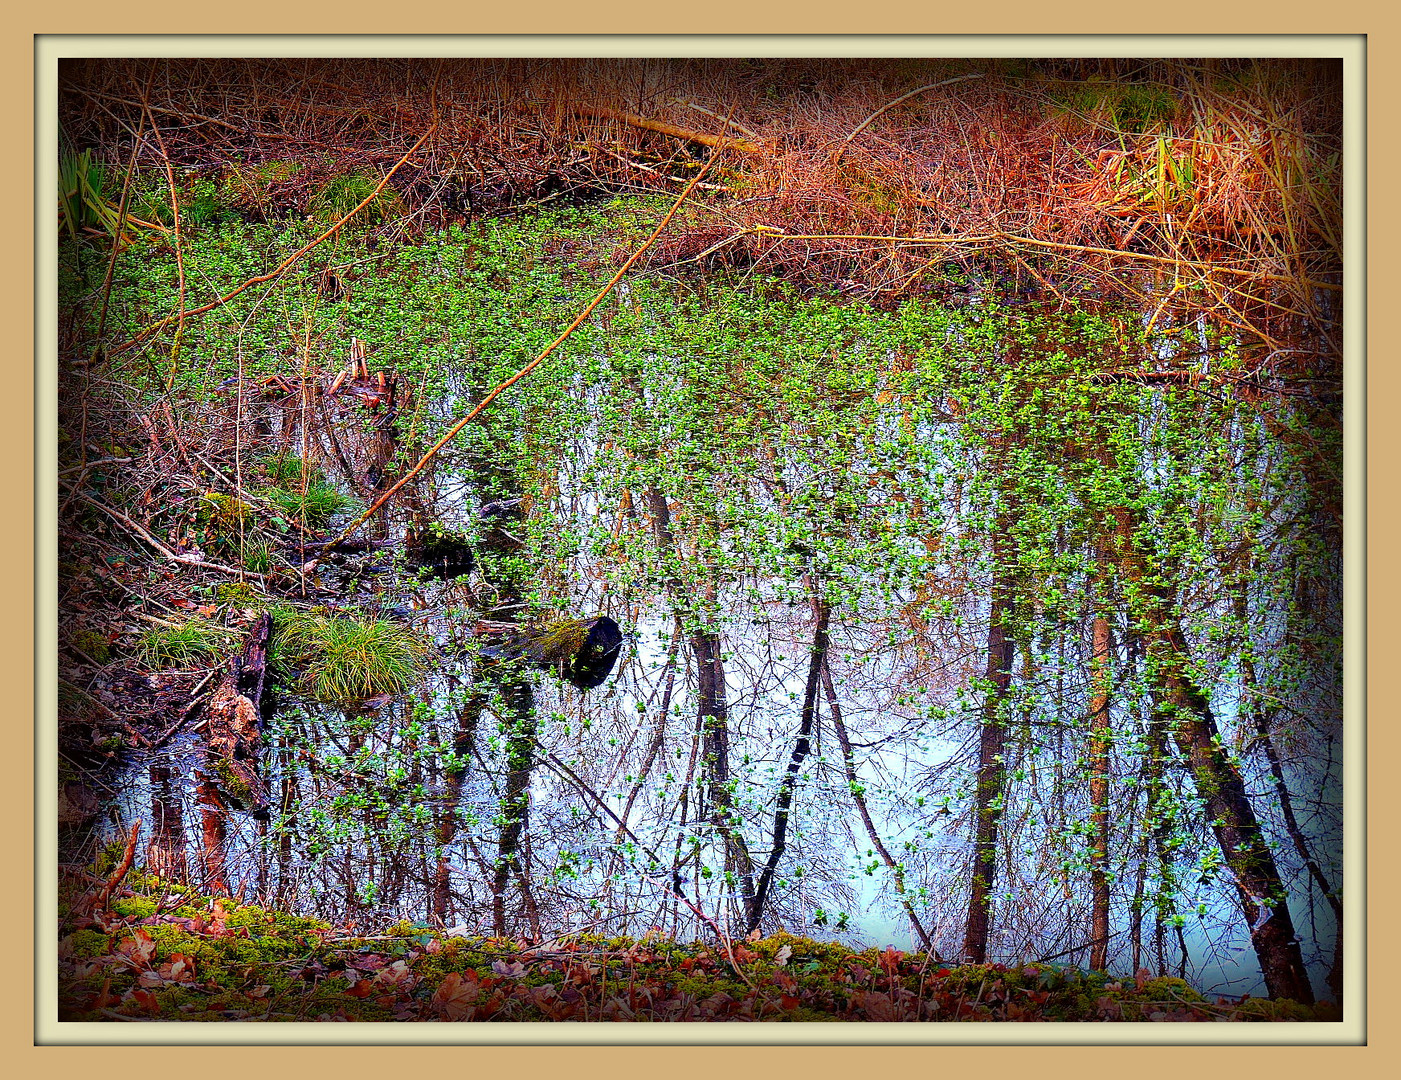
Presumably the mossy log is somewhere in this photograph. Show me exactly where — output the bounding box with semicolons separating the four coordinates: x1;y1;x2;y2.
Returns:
519;616;623;690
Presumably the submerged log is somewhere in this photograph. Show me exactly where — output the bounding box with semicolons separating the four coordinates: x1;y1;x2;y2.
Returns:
204;613;273;818
483;615;623;690
404;497;527;579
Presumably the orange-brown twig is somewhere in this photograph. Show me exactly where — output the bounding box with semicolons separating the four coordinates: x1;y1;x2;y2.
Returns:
92;821;142;913
137;87;188;390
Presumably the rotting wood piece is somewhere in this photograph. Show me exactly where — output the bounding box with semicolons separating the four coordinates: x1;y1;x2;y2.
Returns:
204;613;273;818
570;103;763;155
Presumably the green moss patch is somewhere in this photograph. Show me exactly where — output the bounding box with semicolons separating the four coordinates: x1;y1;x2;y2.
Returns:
58;872;1337;1024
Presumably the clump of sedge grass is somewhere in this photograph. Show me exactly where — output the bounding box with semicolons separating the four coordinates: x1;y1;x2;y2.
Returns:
261;453;325;487
262;481;349;529
134;617;234;670
309;171;405;226
272;610;424;706
239;538;275;574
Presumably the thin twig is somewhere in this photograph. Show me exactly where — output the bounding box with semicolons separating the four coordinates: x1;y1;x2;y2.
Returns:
89;109;148;365
137;86;188;389
571;103;762;155
527;738;758;990
834;74;985;165
147;668;219;752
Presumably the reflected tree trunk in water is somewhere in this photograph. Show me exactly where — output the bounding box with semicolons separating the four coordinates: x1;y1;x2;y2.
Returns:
432;692;482;924
492;674;540;937
1099;495;1315;1004
747;594;828;934
147;762;187;881
964;517;1014;965
462;444;540;939
1235;574;1345;1004
196;770;228;894
690;603;755;916
1088;599;1113;972
645;485;755;922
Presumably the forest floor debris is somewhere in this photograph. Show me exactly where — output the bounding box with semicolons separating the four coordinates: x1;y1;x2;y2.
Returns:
57;869;1335;1024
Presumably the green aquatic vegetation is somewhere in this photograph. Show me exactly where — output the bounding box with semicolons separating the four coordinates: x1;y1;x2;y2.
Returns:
58;149;168;242
239;537;275;573
57;194;1340;1001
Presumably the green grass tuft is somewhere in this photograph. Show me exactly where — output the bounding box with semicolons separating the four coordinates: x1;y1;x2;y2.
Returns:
310;172;405;226
133;617;233;670
261;453;326;487
272;611;424;705
262;481;349;528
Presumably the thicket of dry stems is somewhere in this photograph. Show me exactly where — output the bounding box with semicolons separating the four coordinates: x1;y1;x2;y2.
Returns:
59;57;1343;381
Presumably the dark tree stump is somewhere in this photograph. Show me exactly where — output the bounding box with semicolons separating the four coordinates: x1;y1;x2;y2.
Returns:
204;613;273;817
